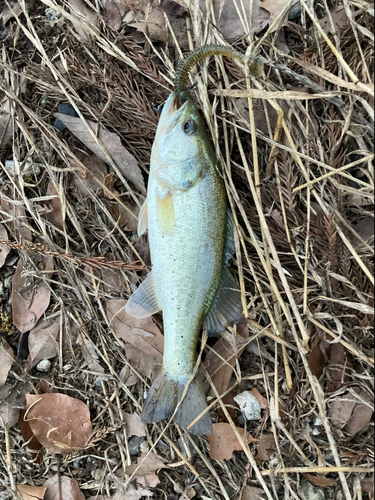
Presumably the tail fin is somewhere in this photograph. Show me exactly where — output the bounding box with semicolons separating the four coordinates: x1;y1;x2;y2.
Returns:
141;372;212;435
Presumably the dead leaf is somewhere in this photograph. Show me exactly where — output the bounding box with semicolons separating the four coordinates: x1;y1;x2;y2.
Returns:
308;330;331;379
328;386;374;435
27;316;61;370
241;485;266;500
0;193;32;242
0;339;14;390
11;256;54;333
124;412;146;437
260;0;291;31
350;216;374;245
361;476;374;499
208;422;256;460
251;388;269;409
106;200;140;232
343;387;374;435
71;148;107;197
105;0;122;30
17;484;46;500
200;0;269;40
54;113;146;193
0;1;21;24
318;5;349;35
44;475;85;500
18;408;43;457
113;483;153;500
45;180;64;231
325;343;350;393
302;473;337;487
255;434;276;461
0;384;20;429
119;363;139;386
25;393;93;454
125;452;165;488
158;0;188;17
76;332;104;373
68;0;99;41
204;323;249;397
0;98;13;151
0;224;11;268
107;299;163;380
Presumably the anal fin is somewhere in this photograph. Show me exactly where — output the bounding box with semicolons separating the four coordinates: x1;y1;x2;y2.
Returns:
203;266;243;336
125;272;161;319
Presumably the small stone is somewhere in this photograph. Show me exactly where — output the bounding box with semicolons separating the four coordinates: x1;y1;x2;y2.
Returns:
234;391;261;421
36;359;52;373
140;439;150;453
127;436;146;456
299;479;325;500
177;434;198;459
313;417;322;426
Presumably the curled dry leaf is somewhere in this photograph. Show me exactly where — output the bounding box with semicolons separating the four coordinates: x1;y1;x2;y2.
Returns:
11;256;54;333
17;484;46;500
0;1;22;24
208;423;256;461
25;393;93;454
125;452;165;488
241;485;266;500
0;224;10;268
0;339;14;390
54;113;146;193
107;299;163;380
27;316;61;370
45;179;64;232
302;473;337;487
44;475;85;500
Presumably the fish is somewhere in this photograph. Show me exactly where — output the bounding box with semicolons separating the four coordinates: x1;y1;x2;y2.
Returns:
125;91;243;435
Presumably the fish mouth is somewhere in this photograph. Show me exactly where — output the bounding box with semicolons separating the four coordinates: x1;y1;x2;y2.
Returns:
160;92;190;122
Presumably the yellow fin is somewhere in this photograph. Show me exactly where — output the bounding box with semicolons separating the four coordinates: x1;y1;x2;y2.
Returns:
137;198;148;236
157;191;176;236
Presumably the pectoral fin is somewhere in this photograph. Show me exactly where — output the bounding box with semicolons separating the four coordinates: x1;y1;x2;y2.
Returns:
137;198;148;236
125;272;161;318
157;191;176;236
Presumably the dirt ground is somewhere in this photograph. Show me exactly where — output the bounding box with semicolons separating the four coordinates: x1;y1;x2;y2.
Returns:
0;0;374;499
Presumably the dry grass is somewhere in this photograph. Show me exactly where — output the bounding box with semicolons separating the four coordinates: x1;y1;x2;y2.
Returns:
0;0;374;499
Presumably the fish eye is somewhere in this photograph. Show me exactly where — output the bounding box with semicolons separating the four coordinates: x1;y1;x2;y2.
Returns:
182;119;198;135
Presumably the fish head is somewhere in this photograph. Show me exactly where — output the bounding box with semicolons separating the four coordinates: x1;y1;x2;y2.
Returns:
151;93;215;191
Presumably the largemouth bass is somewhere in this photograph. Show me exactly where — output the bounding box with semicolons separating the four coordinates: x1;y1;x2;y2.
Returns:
125;45;261;434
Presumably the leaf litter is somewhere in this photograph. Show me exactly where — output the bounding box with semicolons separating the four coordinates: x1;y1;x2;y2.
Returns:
25;393;93;454
0;0;373;497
